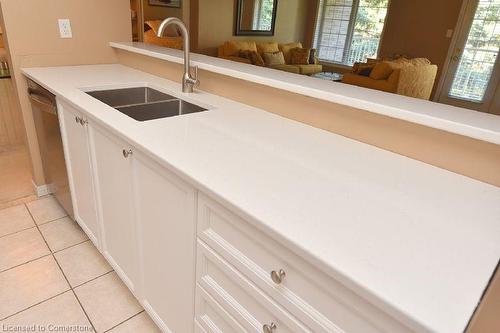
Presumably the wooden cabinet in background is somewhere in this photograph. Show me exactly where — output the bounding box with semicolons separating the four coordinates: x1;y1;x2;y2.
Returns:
0;78;25;147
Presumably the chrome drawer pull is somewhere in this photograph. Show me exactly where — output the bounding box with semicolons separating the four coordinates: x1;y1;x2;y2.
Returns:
122;149;133;158
270;269;286;284
75;116;81;124
263;323;277;333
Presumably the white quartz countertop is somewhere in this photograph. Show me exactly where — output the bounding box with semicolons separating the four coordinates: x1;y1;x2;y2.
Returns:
111;42;500;145
22;64;500;333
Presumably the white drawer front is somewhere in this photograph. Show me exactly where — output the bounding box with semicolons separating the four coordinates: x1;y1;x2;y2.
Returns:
196;285;248;333
198;194;413;333
197;240;310;333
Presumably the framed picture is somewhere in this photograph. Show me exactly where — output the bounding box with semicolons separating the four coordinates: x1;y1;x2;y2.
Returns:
148;0;181;8
235;0;278;36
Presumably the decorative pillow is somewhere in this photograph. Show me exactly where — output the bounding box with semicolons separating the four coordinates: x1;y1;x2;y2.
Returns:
410;58;431;66
355;63;375;74
358;66;373;77
263;51;285;66
290;48;310;65
308;49;317;64
239;50;265;66
256;42;279;56
369;62;393;80
392;56;410;64
279;42;303;64
223;41;257;57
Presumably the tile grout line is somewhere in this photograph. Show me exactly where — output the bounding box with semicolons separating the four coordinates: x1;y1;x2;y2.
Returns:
24;202;98;333
2;199;136;332
0;238;93;274
0;253;52;274
52;238;91;254
102;310;145;333
0;194;38;211
34;213;69;227
0;219;88;273
0;290;71;321
0;225;37;239
72;270;114;290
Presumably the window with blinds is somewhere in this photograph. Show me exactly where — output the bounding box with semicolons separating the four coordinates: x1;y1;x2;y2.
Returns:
314;0;389;66
449;0;500;102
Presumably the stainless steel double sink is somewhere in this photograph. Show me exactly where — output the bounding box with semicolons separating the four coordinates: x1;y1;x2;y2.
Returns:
86;87;208;121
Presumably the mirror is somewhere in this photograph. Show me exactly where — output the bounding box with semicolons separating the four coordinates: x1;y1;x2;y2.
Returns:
235;0;278;36
129;0;500;116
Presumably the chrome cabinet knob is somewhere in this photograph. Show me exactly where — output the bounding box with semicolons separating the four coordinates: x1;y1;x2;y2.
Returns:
122;149;133;158
75;116;86;126
270;269;286;284
263;323;277;333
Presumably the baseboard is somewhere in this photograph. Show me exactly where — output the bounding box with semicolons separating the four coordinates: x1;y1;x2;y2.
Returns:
31;180;51;197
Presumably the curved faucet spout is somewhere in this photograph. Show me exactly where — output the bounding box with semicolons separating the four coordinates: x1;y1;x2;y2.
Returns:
157;17;199;93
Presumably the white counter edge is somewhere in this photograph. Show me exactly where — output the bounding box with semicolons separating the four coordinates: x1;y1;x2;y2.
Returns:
110;41;500;146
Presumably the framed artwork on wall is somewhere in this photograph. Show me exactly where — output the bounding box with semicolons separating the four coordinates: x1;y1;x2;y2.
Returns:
235;0;278;36
148;0;181;8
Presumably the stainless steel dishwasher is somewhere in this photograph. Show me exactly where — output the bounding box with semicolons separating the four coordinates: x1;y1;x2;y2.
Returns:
29;79;74;218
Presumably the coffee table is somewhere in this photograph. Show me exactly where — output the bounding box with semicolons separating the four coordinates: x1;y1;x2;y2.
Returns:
311;72;344;82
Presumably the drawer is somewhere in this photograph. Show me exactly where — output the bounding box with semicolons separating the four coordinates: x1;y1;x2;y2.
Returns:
194;320;207;333
197;240;310;333
198;194;413;333
196;284;247;333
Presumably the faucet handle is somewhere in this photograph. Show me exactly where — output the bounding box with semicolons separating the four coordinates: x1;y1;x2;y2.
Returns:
192;65;200;86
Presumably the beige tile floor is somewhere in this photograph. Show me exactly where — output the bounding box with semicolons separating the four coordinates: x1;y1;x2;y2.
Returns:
0;145;35;206
0;195;161;333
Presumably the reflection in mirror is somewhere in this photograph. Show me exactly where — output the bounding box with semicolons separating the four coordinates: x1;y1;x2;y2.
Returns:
129;0;184;49
235;0;278;36
129;0;500;116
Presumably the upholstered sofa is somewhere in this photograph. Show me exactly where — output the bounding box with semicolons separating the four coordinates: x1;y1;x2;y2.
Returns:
341;58;438;100
217;41;322;75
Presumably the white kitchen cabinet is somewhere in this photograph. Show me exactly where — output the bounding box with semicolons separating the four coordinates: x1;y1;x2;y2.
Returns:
58;101;100;247
89;125;139;293
197;194;414;333
132;151;197;333
89;124;197;332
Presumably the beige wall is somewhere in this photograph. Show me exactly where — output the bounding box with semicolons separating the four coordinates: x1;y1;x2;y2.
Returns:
195;0;309;56
379;0;463;96
142;0;183;21
0;0;131;186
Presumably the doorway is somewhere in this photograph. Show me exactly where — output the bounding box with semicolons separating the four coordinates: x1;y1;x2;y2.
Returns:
0;28;35;207
439;0;500;113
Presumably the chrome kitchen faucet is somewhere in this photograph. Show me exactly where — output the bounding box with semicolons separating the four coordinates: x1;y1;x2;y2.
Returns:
156;17;200;93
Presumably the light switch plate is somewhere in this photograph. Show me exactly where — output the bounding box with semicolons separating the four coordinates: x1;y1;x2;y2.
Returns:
58;19;72;38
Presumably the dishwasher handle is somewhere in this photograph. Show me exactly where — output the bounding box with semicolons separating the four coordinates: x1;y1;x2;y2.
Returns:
28;88;57;116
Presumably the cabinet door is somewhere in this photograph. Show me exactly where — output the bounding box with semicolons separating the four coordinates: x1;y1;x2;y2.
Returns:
58;102;100;246
133;152;196;333
89;125;139;292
